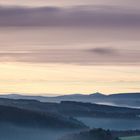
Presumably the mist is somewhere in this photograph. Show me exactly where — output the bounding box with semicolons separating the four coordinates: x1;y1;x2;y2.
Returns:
77;117;140;130
0;123;77;140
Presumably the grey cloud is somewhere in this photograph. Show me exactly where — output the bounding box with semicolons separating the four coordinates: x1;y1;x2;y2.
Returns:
0;5;140;27
0;49;139;65
88;48;118;55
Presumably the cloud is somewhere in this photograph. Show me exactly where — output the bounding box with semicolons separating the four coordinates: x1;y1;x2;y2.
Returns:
1;0;140;9
0;5;139;65
88;48;118;55
0;49;139;65
0;5;140;28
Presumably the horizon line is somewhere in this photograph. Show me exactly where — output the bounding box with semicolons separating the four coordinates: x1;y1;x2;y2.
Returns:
0;92;140;97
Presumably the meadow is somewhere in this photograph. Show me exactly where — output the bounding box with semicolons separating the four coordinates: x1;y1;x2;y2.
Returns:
120;136;140;140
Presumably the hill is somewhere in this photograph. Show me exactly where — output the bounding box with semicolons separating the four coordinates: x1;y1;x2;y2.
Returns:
0;105;86;129
0;98;140;119
60;128;119;140
0;92;140;108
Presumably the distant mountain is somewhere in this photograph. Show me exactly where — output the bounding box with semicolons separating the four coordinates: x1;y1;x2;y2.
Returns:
0;94;49;101
108;93;140;99
89;92;106;98
0;92;140;108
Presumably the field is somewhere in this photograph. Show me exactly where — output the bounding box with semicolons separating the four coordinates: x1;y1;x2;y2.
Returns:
120;136;140;140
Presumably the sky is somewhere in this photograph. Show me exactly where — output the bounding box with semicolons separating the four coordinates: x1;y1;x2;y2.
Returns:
1;0;140;8
0;0;139;95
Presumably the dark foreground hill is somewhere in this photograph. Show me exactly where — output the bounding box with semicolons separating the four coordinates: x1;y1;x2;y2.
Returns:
0;98;140;140
60;128;140;140
0;105;86;129
60;128;119;140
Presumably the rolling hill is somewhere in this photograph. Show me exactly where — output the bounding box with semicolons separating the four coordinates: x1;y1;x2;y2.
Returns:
0;92;140;108
0;98;140;119
0;105;86;129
